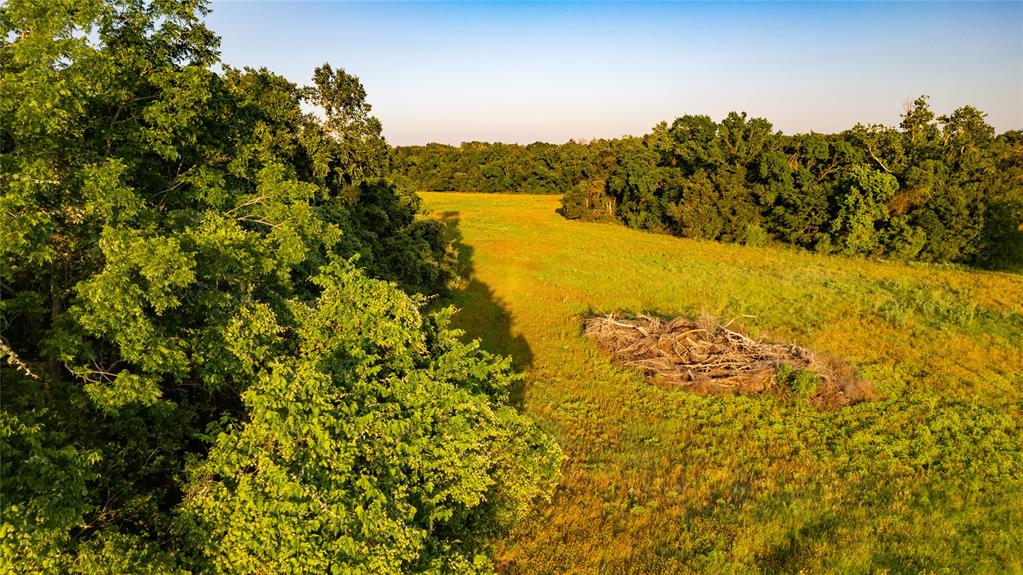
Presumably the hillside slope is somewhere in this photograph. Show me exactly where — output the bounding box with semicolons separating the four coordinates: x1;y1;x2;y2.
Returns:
421;192;1023;574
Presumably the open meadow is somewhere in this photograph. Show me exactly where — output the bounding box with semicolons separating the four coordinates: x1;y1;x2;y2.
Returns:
421;191;1023;574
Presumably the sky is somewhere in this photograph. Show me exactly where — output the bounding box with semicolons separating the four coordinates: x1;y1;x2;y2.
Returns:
206;1;1023;145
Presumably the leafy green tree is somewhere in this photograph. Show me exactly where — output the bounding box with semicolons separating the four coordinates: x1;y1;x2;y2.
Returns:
607;145;664;230
390;139;615;195
304;63;388;192
1;1;561;572
667;115;722;171
717;112;774;168
559;178;613;221
178;263;559;574
939;105;995;169
557;100;1019;269
977;130;1023;268
664;171;721;239
830;165;899;255
900;95;939;148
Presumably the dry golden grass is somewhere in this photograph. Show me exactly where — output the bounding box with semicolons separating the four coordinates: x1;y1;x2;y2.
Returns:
422;192;1023;574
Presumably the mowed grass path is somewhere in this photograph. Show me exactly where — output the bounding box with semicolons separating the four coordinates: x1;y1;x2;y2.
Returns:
420;192;1023;574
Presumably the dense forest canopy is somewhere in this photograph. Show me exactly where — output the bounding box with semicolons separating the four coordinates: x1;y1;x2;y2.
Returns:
393;102;1023;269
0;0;560;572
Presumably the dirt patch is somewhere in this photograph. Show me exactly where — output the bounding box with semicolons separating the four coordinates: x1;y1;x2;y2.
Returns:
584;314;875;408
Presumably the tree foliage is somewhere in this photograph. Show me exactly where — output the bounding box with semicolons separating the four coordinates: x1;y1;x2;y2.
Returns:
389;140;619;195
395;102;1020;268
560;102;1023;268
0;0;561;572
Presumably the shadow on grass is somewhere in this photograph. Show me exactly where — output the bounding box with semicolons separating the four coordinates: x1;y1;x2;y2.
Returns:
758;512;841;574
435;211;534;409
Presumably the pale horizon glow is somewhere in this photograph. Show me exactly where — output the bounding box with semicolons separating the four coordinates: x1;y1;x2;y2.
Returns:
207;1;1023;145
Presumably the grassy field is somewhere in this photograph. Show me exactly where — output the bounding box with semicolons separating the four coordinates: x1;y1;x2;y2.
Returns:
420;192;1023;574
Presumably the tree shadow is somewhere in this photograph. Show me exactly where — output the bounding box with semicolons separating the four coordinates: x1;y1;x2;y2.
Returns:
435;211;534;409
756;512;842;574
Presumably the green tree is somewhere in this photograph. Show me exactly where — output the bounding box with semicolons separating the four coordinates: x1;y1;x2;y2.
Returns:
178;263;559;574
557;102;1019;269
831;165;899;255
1;1;561;572
900;95;939;148
303;63;388;194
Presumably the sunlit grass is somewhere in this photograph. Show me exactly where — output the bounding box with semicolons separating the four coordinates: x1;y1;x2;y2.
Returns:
421;192;1023;574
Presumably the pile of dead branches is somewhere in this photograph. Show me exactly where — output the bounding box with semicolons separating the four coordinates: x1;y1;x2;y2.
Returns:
584;314;874;408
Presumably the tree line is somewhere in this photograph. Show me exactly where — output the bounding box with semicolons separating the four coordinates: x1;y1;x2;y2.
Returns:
1;0;559;573
393;103;1022;269
561;103;1022;268
390;140;620;194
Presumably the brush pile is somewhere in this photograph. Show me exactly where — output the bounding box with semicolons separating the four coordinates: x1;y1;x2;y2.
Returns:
584;314;874;408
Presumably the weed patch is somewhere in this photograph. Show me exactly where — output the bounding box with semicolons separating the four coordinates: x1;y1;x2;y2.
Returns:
874;280;978;327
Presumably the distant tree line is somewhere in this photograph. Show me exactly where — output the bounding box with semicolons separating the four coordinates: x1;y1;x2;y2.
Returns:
392;100;1022;269
561;100;1023;268
390;140;623;194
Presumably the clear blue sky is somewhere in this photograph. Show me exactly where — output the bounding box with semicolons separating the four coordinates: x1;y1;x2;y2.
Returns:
207;1;1023;145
